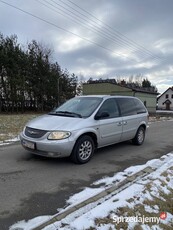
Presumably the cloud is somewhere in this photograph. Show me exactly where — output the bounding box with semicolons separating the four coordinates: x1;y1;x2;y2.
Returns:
0;0;173;94
154;39;173;54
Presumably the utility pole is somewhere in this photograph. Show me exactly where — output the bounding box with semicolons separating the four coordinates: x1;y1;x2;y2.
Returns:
57;74;63;106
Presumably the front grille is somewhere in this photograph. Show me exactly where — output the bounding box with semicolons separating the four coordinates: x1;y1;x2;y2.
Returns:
25;126;47;138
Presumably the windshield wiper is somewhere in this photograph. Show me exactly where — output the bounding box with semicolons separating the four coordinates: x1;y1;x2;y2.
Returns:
48;112;57;115
50;111;82;118
59;111;82;118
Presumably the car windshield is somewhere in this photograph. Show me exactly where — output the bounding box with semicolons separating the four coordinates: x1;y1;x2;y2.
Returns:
53;97;103;118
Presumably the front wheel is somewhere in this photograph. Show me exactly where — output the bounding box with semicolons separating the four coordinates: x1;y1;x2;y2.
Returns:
70;135;94;164
132;126;145;145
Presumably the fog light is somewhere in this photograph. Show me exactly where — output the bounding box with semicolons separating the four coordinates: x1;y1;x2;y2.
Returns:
48;152;61;157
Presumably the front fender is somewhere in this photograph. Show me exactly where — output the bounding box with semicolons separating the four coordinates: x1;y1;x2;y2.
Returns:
69;127;99;143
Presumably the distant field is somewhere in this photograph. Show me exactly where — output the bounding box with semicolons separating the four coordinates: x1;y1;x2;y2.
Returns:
0;113;43;142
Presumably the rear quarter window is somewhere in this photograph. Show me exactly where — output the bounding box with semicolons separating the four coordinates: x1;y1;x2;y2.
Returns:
133;98;147;114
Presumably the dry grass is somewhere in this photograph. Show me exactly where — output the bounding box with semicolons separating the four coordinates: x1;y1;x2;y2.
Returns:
86;176;173;230
0;113;43;142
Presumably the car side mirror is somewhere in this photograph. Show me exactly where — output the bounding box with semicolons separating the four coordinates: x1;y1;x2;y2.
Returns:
95;111;109;120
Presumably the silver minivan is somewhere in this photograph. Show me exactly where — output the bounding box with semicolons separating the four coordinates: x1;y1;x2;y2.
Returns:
20;95;148;164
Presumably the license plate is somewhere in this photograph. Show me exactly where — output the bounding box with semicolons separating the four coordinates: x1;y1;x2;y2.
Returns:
22;140;35;150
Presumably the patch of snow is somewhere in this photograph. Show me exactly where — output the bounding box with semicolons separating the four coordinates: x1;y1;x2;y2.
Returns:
9;216;52;230
0;136;19;146
156;110;173;113
66;187;104;207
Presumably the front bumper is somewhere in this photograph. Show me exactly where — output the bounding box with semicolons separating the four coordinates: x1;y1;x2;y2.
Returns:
20;132;75;158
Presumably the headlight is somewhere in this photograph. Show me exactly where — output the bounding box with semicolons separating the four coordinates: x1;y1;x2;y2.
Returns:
48;131;71;140
23;126;26;133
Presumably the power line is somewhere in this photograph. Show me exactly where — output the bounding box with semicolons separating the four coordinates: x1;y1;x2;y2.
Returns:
66;0;163;61
38;0;145;61
38;0;161;62
0;0;162;67
0;0;138;62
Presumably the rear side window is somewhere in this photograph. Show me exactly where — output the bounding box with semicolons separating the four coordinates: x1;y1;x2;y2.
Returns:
133;98;147;114
116;98;137;116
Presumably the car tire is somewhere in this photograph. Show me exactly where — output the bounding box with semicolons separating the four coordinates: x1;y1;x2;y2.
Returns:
132;126;145;145
70;135;94;164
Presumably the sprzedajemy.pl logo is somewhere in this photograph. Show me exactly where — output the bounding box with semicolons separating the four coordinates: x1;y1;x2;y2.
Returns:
112;212;167;225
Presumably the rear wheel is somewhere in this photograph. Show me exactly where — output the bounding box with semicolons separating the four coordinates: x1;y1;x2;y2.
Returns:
132;126;145;145
70;135;94;164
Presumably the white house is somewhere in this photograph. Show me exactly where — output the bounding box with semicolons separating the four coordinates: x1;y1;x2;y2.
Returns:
157;87;173;110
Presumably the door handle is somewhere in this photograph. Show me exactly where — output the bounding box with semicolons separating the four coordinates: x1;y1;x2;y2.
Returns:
117;122;122;126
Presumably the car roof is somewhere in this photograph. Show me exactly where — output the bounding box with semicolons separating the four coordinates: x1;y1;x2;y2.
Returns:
78;95;136;99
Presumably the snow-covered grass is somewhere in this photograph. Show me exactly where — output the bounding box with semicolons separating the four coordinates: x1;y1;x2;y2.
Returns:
10;153;173;230
149;113;173;123
0;113;42;144
156;110;173;114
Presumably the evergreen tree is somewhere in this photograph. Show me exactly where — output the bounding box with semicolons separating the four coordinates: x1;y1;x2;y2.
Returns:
0;33;80;113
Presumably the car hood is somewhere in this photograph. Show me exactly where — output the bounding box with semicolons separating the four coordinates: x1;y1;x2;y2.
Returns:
26;114;87;131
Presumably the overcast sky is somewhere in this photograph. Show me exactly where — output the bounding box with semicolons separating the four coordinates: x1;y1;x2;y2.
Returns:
0;0;173;94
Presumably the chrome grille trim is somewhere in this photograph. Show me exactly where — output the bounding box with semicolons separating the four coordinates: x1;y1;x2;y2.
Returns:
25;127;47;138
